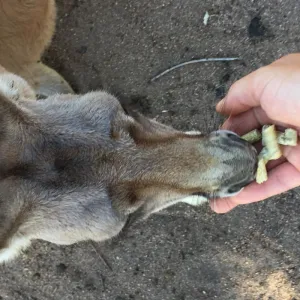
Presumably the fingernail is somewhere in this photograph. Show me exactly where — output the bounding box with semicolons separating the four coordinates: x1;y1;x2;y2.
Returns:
216;99;225;112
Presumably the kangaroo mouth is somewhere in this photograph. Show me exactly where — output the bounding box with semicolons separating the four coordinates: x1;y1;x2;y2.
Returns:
190;192;211;199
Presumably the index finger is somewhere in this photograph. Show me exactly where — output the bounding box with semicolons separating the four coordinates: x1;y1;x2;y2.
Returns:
221;106;297;135
221;106;271;135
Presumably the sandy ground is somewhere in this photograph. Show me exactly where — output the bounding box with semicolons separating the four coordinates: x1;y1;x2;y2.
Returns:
1;0;300;299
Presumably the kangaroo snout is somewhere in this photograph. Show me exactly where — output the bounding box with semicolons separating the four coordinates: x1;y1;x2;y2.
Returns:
206;130;257;198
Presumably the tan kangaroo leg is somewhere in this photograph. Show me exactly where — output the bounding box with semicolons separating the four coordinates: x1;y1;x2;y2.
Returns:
0;0;73;97
18;62;74;98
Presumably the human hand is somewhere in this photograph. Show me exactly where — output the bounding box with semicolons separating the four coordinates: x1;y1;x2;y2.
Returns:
210;53;300;213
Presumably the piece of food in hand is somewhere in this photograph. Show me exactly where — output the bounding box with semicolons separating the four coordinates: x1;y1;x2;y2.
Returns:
277;128;298;146
241;125;298;185
258;147;270;163
256;157;268;184
261;125;282;160
241;129;262;143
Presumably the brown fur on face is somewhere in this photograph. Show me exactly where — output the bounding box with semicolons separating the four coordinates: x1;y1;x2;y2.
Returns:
0;1;257;262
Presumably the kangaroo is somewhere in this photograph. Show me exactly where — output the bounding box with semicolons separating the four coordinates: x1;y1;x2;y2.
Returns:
0;0;257;263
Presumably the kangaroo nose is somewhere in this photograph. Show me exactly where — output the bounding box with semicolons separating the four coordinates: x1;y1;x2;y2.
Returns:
213;130;257;153
209;129;258;198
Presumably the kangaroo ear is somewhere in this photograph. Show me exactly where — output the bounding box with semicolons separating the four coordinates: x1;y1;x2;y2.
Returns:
117;97;181;144
124;110;182;145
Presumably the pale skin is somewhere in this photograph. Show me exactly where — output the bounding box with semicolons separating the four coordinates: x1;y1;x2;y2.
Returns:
210;53;300;213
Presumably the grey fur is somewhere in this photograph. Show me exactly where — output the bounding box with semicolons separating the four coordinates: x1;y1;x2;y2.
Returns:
0;77;257;262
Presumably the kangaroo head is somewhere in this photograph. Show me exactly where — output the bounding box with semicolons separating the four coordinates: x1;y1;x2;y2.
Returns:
0;72;257;218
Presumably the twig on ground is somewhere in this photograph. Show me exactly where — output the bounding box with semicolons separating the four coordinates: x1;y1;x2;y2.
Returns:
150;57;241;82
90;241;113;271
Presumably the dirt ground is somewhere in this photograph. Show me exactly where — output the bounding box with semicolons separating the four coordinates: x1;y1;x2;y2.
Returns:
1;0;300;299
